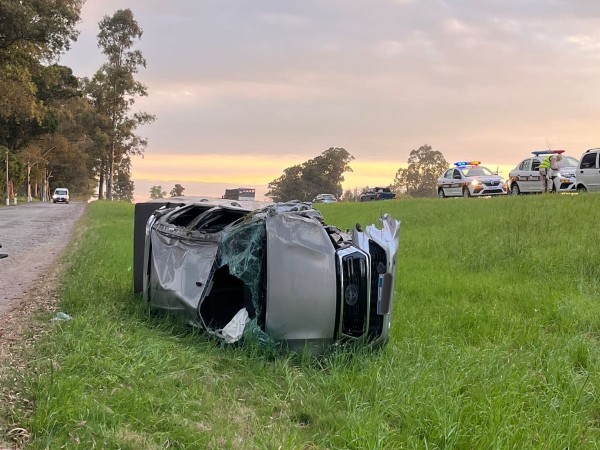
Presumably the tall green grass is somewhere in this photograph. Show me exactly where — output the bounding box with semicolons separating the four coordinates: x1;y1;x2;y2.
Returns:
20;196;600;448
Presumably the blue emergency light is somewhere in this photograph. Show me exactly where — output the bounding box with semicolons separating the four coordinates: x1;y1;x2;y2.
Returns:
531;150;565;156
454;161;481;167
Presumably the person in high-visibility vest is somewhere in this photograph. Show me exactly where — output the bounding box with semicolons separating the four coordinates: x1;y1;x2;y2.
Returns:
538;154;563;193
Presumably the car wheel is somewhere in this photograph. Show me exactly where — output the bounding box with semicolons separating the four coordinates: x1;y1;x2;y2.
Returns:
510;183;521;195
462;187;471;198
438;189;446;199
577;185;588;193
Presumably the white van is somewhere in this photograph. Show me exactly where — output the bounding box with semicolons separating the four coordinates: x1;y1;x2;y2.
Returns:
576;149;600;193
52;188;70;204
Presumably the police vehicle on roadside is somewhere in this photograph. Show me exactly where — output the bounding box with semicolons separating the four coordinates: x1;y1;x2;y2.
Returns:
507;150;579;195
437;161;507;198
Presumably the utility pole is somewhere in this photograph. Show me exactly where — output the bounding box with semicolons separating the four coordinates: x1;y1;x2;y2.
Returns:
5;151;8;206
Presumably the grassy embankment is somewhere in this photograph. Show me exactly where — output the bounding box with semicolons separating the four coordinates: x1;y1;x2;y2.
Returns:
9;195;600;448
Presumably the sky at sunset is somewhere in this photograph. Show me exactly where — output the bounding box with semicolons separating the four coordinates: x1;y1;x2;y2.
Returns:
60;0;600;200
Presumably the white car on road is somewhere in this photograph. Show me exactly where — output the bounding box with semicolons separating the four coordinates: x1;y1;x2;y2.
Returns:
437;162;507;198
52;188;70;204
507;151;579;195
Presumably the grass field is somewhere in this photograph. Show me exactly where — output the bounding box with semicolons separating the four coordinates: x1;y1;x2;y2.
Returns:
7;195;600;449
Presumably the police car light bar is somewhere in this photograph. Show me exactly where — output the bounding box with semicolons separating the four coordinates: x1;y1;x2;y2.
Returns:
454;161;481;167
531;150;565;156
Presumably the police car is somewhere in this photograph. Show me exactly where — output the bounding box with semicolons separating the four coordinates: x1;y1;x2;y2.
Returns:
437;161;507;198
507;150;579;195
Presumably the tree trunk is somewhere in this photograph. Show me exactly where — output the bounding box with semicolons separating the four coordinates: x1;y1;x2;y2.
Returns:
26;164;32;202
98;159;105;200
106;143;114;201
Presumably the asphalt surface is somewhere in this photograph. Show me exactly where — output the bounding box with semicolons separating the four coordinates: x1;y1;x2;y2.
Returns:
0;201;86;316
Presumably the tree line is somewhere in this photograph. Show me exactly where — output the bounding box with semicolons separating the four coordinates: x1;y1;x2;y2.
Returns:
0;1;153;203
267;145;449;202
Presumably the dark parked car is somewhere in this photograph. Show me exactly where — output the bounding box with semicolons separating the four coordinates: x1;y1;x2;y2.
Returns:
134;199;401;353
360;187;396;201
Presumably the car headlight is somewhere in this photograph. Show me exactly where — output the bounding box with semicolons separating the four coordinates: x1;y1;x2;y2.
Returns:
471;180;480;186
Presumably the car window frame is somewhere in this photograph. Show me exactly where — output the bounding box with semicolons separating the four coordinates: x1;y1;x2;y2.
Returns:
580;152;598;169
519;159;532;171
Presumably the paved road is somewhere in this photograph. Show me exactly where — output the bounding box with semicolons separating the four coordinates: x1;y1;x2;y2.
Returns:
0;201;86;316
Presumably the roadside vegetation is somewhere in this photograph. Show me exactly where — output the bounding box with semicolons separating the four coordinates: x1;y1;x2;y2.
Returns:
4;195;600;449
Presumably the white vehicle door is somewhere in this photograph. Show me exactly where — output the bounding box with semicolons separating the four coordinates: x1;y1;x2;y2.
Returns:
525;158;544;193
449;169;464;196
439;169;453;196
578;152;600;191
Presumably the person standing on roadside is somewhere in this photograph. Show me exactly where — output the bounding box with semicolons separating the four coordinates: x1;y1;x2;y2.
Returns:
539;153;563;193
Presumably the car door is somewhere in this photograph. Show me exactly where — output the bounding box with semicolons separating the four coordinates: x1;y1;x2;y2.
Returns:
516;158;541;193
578;151;600;191
439;169;453;196
450;169;464;196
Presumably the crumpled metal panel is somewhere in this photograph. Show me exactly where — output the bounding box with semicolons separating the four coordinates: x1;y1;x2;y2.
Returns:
352;213;401;344
265;212;337;344
148;231;218;316
353;214;401;270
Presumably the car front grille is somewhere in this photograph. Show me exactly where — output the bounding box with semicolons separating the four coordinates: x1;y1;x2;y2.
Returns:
368;241;387;340
484;181;500;187
339;250;369;338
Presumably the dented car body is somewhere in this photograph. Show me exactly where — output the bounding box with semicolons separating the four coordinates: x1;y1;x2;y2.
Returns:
140;200;400;353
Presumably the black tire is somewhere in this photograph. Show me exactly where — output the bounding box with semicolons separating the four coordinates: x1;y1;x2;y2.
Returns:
438;189;446;199
510;183;521;196
462;187;471;198
578;185;588;193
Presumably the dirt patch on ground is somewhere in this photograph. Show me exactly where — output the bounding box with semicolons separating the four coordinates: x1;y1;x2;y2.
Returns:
0;267;63;449
0;202;86;449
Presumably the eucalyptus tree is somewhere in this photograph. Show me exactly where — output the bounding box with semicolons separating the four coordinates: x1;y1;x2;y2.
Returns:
0;0;82;123
149;185;166;199
391;145;448;197
17;65;97;199
113;157;135;202
88;9;154;200
170;184;185;197
266;148;354;202
0;0;83;197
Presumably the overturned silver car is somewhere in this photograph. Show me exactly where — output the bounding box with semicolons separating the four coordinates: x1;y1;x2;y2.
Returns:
137;199;400;353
